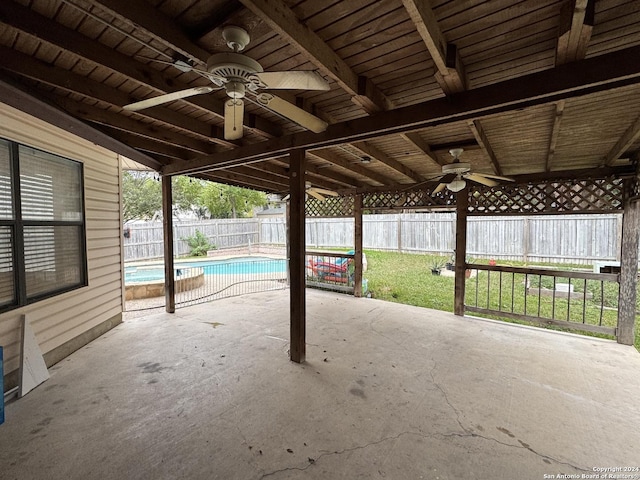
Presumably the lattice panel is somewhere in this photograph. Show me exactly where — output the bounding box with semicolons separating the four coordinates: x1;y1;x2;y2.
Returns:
363;188;455;211
468;177;625;215
629;176;640;201
305;195;355;217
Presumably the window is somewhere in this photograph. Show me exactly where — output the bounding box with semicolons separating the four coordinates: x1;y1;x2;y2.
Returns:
0;138;87;311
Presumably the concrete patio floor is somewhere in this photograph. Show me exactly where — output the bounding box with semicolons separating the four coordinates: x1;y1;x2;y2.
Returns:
1;289;639;480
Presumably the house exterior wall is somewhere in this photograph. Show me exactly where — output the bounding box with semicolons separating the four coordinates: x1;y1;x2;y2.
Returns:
0;103;124;391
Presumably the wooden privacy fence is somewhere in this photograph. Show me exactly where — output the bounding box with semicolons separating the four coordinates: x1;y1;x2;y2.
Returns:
124;213;622;265
124;219;260;260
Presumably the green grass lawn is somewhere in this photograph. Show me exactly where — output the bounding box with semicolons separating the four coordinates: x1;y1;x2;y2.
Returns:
363;250;640;352
364;250;455;311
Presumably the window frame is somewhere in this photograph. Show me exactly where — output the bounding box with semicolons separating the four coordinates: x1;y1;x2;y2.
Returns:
0;138;88;312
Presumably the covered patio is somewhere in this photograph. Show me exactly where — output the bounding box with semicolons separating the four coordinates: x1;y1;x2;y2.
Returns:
1;2;639;478
1;289;638;479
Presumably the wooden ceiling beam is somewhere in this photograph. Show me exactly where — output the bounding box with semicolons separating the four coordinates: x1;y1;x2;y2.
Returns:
302;175;348;192
400;132;444;168
269;157;365;189
161;44;640;175
345;165;636;196
545;100;566;172
243;162;345;192
43;93;216;155
245;161;289;179
401;0;466;94
238;0;390;114
227;166;289;187
0;47;232;146
85;0;210;65
556;0;595;65
509;165;635;184
189;1;243;41
0;77;162;170
605;115;640;166
0;2;218;112
468;120;502;176
0;0;280;139
198;169;281;192
100;127;192;160
302;161;366;189
350;141;425;183
309;150;395;187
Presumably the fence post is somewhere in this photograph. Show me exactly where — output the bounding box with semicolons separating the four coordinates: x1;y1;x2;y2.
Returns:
523;218;530;264
314;219;319;248
397;216;402;253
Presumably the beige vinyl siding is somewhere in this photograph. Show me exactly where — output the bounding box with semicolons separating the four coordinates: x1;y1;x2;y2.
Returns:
0;103;124;379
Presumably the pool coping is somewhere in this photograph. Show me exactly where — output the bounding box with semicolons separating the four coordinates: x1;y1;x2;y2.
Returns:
124;253;287;269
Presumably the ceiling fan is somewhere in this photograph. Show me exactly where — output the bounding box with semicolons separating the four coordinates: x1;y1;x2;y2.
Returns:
282;183;339;201
429;148;514;194
123;26;330;140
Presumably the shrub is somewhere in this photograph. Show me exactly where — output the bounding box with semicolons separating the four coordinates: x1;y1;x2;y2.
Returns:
183;229;214;256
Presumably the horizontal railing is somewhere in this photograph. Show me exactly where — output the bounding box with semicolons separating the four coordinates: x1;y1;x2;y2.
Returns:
464;264;619;336
305;250;355;294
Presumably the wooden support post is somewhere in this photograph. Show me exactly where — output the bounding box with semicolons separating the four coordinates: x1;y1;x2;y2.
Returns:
285;201;291;286
618;188;639;345
162;175;175;314
454;189;469;316
289;149;306;363
354;194;363;297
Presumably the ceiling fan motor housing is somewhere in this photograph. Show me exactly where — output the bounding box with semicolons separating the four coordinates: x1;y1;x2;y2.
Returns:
442;162;471;174
206;52;264;97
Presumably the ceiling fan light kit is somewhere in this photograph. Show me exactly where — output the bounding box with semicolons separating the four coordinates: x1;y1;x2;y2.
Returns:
427;148;515;194
123;26;331;140
447;178;466;192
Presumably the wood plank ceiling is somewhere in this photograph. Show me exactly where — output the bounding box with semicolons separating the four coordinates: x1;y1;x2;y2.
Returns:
0;0;639;195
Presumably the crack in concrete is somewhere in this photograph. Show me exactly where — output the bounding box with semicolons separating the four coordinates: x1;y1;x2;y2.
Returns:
429;362;589;473
368;312;404;347
439;431;589;472
257;431;422;479
429;362;470;434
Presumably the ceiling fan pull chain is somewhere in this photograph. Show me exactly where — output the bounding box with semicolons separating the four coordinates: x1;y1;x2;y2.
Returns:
233;100;237;132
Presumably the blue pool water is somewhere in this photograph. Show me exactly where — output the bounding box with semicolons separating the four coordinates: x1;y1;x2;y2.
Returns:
125;257;287;284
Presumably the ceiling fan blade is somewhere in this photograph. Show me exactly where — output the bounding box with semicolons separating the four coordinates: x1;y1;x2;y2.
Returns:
123;86;215;111
256;71;330;91
224;98;245;140
474;173;515;182
308;190;326;201
466;173;499;187
432;183;447;195
312;187;339;196
255;93;328;133
440;173;457;184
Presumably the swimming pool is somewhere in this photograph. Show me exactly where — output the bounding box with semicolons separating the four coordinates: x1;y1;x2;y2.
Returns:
125;256;287;284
